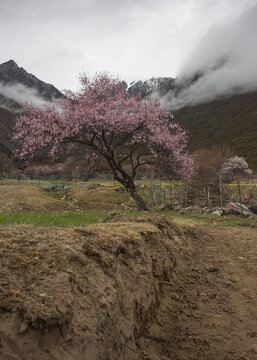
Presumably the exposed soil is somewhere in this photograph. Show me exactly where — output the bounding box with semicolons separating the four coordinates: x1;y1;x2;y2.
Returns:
164;225;257;360
0;216;257;359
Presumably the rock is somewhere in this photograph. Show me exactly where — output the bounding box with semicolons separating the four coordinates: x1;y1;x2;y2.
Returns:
43;185;69;192
174;205;182;211
160;204;176;210
184;206;203;213
192;206;203;213
249;205;257;214
185;206;194;211
212;209;223;216
223;208;241;216
225;202;256;217
234;203;250;211
204;208;213;214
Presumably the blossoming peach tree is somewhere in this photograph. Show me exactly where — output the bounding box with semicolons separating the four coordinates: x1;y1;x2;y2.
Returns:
13;74;194;210
221;156;252;181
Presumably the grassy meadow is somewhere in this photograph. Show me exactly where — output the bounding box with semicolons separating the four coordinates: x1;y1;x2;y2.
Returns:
0;179;256;228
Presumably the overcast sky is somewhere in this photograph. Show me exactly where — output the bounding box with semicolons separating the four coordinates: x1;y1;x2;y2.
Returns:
0;0;257;91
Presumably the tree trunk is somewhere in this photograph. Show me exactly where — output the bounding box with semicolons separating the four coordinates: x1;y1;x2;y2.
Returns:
129;187;149;211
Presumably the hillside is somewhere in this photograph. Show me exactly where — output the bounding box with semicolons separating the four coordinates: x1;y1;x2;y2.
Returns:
174;92;257;170
0;60;63;155
127;79;257;171
0;61;256;171
0;60;63;101
0;106;15;154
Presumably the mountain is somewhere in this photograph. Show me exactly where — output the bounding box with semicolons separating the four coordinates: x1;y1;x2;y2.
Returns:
1;61;256;171
127;78;257;171
128;77;175;98
0;60;63;102
0;60;63;156
174;92;257;171
0;106;14;155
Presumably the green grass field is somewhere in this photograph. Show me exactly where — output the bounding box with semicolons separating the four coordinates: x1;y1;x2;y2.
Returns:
0;209;254;228
0;180;256;228
0;210;107;226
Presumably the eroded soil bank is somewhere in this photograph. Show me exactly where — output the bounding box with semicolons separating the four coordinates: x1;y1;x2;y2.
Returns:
0;216;257;359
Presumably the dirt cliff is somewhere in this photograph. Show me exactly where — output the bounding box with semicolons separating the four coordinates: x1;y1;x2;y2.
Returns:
0;216;194;359
1;216;257;359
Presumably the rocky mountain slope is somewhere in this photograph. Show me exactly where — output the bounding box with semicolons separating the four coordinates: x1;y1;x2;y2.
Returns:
0;60;256;170
128;77;175;98
0;60;63;102
0;60;63;154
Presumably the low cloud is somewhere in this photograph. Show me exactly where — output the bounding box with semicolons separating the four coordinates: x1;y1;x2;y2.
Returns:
0;82;55;113
161;3;257;110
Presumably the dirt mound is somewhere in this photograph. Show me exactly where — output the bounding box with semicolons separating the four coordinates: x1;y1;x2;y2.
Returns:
0;216;195;360
2;216;257;359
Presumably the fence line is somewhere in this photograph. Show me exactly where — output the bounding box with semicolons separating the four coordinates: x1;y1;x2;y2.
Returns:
0;172;256;208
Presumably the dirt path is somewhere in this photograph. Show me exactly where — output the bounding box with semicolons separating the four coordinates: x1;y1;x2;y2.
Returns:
168;226;257;360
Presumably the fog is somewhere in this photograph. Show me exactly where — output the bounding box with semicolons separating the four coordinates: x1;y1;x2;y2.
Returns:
161;4;257;110
1;0;256;91
0;0;257;107
0;82;54;113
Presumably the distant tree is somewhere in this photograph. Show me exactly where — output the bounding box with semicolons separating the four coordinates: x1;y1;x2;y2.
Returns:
0;152;15;174
194;148;234;185
24;156;96;179
193;149;236;185
24;165;41;179
13;74;194;210
221;156;253;181
61;155;97;176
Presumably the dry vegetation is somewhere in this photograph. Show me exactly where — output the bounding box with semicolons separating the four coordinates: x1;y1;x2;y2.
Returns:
0;216;187;359
0;182;257;359
0;182;256;227
0;182;155;212
0;185;77;212
1;213;257;359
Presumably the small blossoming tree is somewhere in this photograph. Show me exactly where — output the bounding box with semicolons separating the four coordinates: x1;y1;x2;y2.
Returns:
221;156;253;181
13;74;194;210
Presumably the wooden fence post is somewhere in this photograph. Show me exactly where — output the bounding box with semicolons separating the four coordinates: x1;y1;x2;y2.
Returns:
185;183;188;208
237;180;243;214
219;175;223;208
170;181;173;204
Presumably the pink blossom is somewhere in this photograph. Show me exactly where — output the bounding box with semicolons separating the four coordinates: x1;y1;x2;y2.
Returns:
13;74;194;209
221;156;253;180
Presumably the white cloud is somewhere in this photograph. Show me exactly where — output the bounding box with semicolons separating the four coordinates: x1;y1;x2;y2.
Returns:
0;82;54;112
161;2;257;110
1;0;256;91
